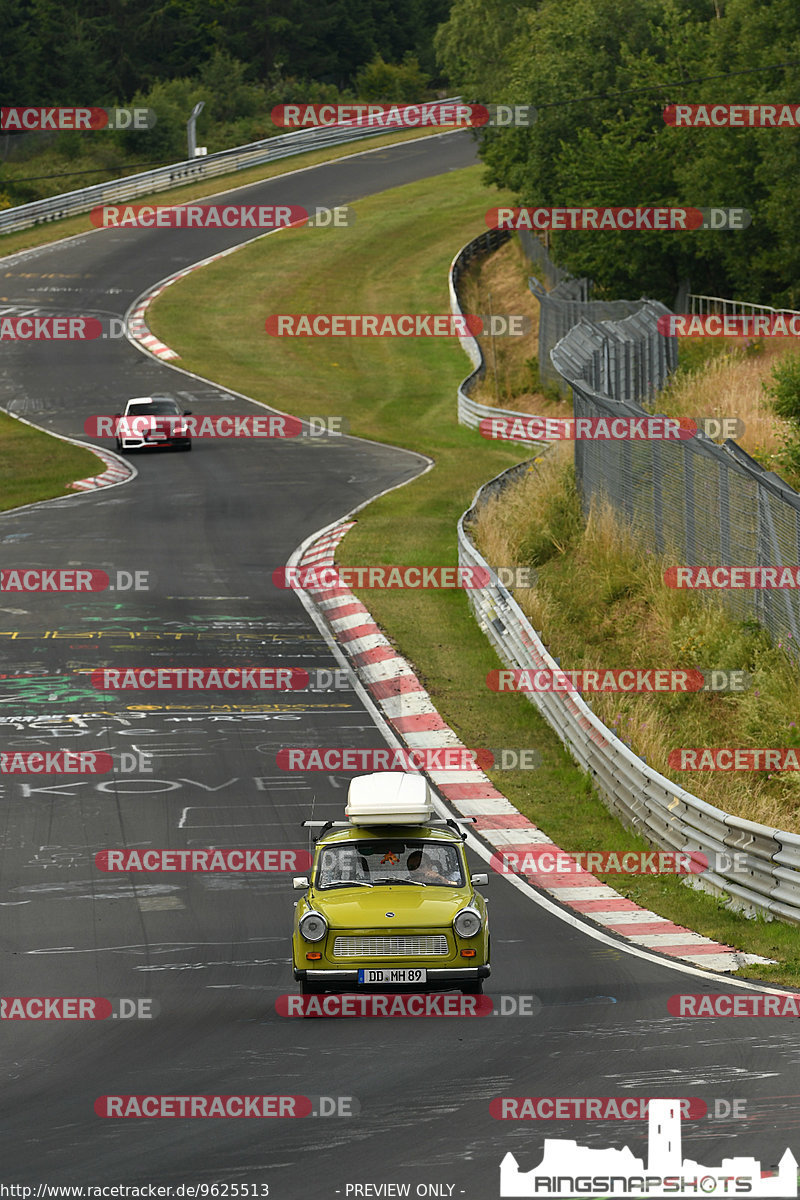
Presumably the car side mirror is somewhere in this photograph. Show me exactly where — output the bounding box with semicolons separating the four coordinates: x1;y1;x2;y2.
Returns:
293;876;310;890
470;873;489;886
183;409;192;415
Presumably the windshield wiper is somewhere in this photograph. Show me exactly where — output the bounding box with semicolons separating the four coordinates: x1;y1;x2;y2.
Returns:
323;880;373;889
375;876;426;887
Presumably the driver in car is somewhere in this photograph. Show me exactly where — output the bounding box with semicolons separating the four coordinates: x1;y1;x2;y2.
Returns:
406;847;459;886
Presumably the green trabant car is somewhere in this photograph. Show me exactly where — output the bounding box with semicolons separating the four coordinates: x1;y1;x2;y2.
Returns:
292;772;490;995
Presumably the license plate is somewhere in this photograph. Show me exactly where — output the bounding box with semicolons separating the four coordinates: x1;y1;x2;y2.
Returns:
147;433;167;441
357;968;427;984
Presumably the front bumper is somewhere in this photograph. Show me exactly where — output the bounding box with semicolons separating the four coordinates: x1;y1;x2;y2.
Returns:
119;436;190;449
294;966;490;986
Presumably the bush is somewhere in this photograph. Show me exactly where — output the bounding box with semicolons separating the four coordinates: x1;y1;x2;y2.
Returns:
354;54;429;102
767;353;800;422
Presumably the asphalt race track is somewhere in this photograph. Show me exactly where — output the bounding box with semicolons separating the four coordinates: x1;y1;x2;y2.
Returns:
1;131;799;1197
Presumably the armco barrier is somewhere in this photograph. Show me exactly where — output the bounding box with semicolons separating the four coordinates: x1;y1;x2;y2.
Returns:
0;104;461;236
457;472;800;924
448;228;546;448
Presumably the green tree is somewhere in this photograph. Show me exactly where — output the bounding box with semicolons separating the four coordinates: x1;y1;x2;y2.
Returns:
354;53;430;102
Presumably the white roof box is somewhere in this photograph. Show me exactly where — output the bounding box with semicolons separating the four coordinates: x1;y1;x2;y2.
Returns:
345;772;434;825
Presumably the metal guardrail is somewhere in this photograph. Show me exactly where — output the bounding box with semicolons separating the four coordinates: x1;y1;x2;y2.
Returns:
0;104;462;236
457;471;800;925
449;229;800;926
448;229;547;448
688;293;800;318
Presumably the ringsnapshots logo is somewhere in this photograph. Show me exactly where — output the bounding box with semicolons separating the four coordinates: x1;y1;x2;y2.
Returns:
1;106;156;131
271;102;537;128
499;1098;797;1196
264;314;529;337
486;207;751;232
658;313;800;337
664;103;800;127
480;416;696;442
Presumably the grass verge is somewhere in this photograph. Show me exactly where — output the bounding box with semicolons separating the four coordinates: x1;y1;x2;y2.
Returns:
148;166;800;985
0;412;100;512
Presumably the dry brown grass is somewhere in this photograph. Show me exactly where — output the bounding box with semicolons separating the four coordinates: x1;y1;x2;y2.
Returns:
458;236;569;414
656;340;800;465
471;456;800;831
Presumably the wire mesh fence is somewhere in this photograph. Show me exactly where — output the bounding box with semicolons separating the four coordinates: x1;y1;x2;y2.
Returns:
549;276;800;661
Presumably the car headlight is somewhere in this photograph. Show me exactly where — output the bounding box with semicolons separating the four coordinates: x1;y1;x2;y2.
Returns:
298;910;328;943
453;906;483;939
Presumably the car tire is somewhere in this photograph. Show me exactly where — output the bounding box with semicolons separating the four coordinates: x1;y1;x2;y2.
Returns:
115;440;125;454
460;981;483;995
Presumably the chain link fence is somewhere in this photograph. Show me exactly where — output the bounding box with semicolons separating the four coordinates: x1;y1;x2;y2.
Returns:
550;275;800;660
518;229;654;395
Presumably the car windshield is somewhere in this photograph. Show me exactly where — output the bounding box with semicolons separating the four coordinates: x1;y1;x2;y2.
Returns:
315;839;464;889
127;400;181;415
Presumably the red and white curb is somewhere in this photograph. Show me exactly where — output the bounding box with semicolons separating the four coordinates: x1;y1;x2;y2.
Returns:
71;444;132;490
0;407;135;498
295;522;771;975
126;249;238;361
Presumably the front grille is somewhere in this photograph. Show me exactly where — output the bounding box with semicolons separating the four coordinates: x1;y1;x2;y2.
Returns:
333;935;449;958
